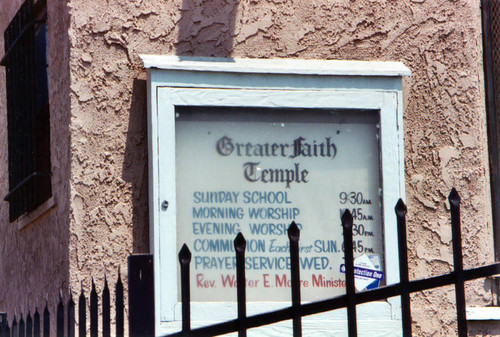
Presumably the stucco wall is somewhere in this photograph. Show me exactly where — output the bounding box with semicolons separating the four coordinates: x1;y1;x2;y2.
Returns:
0;0;72;326
0;0;496;335
67;0;497;334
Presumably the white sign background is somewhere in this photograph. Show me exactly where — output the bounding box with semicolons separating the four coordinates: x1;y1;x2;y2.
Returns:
176;108;383;302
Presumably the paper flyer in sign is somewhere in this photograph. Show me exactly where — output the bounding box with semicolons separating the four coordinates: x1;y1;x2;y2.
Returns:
339;254;384;292
352;254;376;291
365;254;382;290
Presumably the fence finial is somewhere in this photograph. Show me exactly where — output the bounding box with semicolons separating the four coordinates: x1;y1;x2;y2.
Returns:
179;244;192;265
448;187;460;206
234;232;248;337
234;232;246;253
341;209;353;230
395;199;407;216
104;273;109;293
288;221;300;241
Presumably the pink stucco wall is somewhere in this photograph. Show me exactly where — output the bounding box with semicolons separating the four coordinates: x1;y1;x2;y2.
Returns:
0;0;497;335
0;0;72;327
66;0;496;334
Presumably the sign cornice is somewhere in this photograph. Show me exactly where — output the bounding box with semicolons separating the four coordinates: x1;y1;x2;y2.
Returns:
140;55;411;77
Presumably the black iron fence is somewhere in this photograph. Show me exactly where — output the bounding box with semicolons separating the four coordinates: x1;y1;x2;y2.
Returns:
0;255;154;337
1;189;499;336
167;189;500;337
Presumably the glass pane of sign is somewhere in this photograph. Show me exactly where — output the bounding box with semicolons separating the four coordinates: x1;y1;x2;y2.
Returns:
175;106;383;302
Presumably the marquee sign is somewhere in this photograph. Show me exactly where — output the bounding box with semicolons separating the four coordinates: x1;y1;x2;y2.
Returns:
141;55;409;336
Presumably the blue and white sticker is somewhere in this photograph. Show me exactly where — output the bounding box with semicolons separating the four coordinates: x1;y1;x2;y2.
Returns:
340;254;384;291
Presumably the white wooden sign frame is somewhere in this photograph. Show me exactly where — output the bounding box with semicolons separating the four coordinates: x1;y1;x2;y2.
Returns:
141;55;410;336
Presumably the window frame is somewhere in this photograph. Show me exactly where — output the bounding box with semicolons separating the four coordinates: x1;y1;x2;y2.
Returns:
1;0;51;222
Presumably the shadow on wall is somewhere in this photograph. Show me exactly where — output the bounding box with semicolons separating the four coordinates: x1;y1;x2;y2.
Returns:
123;78;149;253
176;0;239;57
124;1;240;253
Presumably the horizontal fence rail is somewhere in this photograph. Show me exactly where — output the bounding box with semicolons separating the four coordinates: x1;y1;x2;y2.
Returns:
165;188;500;337
0;189;498;336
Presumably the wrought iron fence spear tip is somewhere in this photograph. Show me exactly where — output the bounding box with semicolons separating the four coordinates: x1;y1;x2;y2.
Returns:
395;198;407;215
179;244;192;264
287;221;300;241
448;188;460;204
234;232;246;253
341;209;353;229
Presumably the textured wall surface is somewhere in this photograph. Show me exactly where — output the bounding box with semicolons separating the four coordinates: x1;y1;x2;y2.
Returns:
66;0;496;334
0;0;72;327
0;0;497;335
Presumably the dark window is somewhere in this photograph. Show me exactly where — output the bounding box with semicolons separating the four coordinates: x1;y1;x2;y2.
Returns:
1;0;51;221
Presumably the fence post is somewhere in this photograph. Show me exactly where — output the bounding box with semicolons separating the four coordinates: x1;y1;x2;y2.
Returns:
90;279;98;337
102;276;111;337
26;312;32;337
43;303;49;337
179;245;192;336
115;272;124;337
19;314;24;337
67;290;75;337
449;188;467;337
78;285;86;337
57;292;64;337
288;222;302;337
128;254;155;337
234;233;247;337
396;199;412;337
0;313;6;337
12;315;17;337
33;308;40;337
342;210;357;337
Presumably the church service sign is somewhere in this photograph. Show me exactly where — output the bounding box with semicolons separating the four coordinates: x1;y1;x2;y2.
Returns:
176;107;383;301
141;56;409;335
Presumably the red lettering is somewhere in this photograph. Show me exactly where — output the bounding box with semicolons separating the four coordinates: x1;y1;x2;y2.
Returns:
196;273;216;288
263;274;270;288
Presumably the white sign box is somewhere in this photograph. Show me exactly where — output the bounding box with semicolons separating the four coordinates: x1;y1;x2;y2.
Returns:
142;56;410;336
